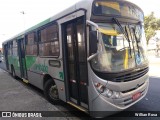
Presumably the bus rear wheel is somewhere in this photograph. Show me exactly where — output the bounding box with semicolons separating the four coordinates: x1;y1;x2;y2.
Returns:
44;79;60;104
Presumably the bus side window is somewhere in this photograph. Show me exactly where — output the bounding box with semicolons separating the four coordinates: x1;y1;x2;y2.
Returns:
38;23;59;57
13;40;18;56
8;42;13;56
26;32;37;56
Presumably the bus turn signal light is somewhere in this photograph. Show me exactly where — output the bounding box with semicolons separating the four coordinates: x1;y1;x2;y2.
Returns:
94;82;105;93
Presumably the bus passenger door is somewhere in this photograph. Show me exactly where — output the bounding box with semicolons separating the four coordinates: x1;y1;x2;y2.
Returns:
17;38;27;79
62;17;88;108
4;44;9;70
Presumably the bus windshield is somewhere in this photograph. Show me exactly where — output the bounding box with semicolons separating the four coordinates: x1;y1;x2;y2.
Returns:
91;22;148;72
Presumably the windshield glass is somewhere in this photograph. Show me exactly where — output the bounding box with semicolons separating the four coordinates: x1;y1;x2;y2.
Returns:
91;23;148;72
129;24;148;65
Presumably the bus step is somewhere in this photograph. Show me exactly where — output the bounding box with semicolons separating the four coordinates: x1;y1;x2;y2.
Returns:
22;78;29;84
67;101;88;114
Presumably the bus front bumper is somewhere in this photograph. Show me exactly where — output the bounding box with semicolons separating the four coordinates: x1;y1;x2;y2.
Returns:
89;78;149;118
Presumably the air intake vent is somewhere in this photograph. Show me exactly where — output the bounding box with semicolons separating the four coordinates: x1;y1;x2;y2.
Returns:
114;67;149;82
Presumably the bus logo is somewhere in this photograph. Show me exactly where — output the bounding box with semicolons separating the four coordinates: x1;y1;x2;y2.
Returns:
33;64;48;73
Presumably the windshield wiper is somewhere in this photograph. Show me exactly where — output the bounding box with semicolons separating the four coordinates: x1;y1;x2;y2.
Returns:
132;27;140;57
112;18;128;39
112;18;132;57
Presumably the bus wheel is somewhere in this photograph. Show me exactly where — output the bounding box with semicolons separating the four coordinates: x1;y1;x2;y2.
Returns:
11;66;16;79
44;79;59;104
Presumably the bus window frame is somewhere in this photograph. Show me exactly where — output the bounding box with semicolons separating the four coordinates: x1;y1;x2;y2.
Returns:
38;22;60;58
12;39;18;57
25;31;38;56
8;41;13;56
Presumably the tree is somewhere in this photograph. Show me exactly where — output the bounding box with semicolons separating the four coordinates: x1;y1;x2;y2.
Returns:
144;12;160;44
156;19;160;30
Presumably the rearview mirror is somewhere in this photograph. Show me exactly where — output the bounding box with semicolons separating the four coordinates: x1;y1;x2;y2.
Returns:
89;31;98;55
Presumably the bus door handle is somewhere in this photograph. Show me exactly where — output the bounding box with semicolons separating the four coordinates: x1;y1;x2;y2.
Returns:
70;80;76;83
80;81;87;86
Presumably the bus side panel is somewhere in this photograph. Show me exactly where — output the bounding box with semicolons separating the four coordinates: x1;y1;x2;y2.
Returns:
39;56;66;102
27;71;43;89
54;80;66;102
25;56;43;89
8;55;21;77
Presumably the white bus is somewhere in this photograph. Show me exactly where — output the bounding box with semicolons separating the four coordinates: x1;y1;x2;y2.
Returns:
0;51;3;62
3;0;149;117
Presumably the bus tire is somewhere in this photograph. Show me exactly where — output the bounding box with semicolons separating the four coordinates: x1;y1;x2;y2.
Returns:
44;79;60;104
11;66;16;79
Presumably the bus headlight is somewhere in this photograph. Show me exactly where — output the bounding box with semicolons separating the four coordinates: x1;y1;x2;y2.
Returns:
94;82;120;98
104;89;113;98
113;91;120;99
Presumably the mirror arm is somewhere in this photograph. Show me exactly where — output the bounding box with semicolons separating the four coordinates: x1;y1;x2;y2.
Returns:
87;53;98;61
87;20;99;39
86;20;99;29
87;20;105;62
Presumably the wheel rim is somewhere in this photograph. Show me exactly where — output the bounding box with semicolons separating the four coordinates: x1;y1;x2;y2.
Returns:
49;85;59;100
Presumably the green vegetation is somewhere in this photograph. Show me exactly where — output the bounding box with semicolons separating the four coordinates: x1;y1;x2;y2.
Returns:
144;12;160;44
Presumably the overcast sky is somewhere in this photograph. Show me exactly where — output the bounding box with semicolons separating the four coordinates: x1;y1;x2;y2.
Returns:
0;0;159;47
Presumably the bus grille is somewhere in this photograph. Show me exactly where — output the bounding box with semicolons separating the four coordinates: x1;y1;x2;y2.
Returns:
114;67;149;82
121;82;144;93
114;87;146;107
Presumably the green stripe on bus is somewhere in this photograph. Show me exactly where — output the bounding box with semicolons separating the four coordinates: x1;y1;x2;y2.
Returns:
25;56;36;70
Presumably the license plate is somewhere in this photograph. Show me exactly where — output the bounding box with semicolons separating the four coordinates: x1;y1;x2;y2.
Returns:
132;92;141;101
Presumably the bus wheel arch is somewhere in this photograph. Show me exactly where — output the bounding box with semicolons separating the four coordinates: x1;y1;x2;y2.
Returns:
43;74;53;88
43;74;60;104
